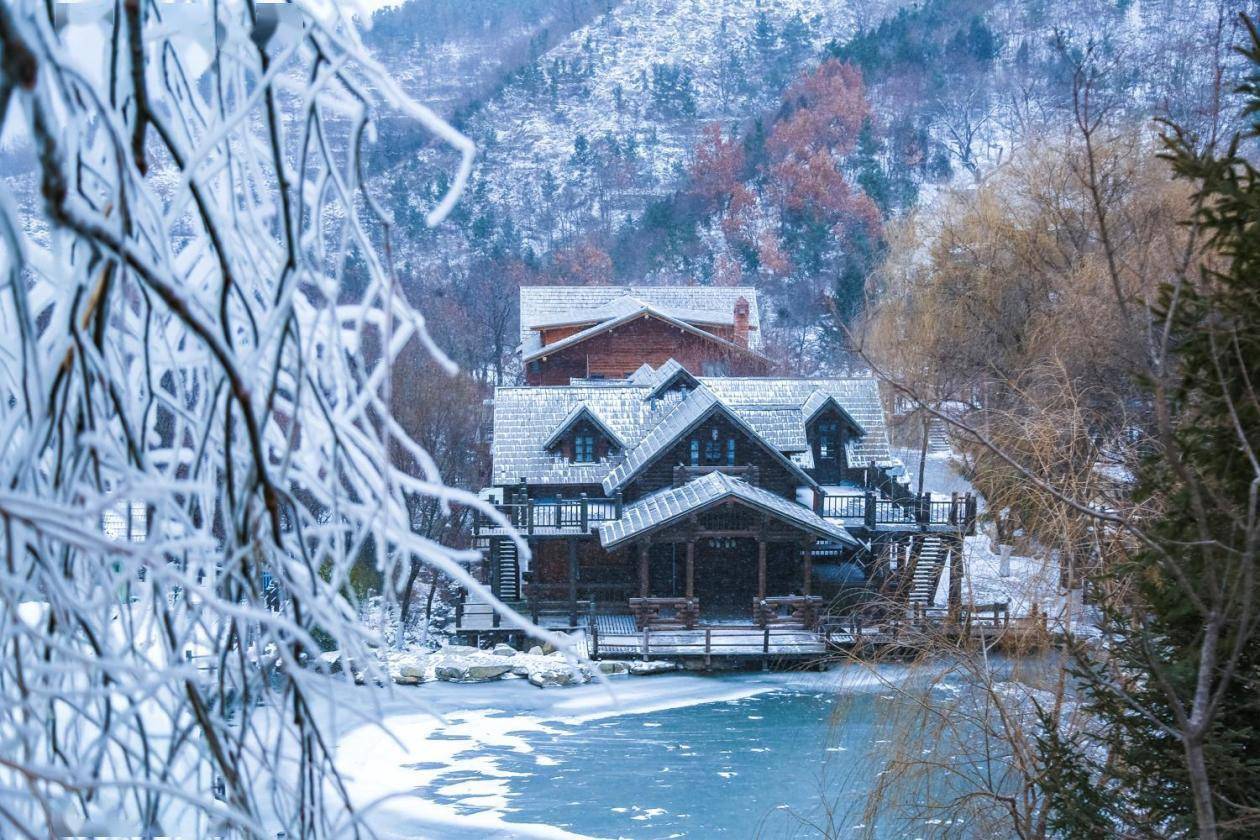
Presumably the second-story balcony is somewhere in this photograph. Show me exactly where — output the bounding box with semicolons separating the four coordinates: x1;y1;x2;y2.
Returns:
474;488;978;538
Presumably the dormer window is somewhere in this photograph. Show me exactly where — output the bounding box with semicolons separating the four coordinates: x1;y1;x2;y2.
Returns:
544;404;624;465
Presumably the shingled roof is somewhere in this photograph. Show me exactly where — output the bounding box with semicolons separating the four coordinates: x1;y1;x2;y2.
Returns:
599;384;816;494
519;286;763;354
597;471;858;549
490;366;894;486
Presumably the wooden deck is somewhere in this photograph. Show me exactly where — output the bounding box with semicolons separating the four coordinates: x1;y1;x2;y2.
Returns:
453;598;1036;665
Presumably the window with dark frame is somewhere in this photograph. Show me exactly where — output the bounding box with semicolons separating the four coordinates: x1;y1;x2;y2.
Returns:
574;434;595;463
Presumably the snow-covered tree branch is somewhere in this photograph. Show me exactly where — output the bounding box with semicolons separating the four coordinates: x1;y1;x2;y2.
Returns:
0;2;529;835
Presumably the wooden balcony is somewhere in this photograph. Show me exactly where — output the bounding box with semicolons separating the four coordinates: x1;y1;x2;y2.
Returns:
818;491;977;534
474;493;622;537
474;489;977;539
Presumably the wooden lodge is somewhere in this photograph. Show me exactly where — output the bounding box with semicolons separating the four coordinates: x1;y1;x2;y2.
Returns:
457;287;978;658
519;286;770;385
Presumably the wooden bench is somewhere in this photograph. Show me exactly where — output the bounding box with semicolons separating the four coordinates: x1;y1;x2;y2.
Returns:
753;596;823;630
629;597;700;630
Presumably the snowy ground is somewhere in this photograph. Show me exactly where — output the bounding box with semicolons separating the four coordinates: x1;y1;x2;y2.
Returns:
898;447;1096;634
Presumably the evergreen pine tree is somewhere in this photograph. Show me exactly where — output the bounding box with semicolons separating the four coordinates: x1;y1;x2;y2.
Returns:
1038;17;1260;838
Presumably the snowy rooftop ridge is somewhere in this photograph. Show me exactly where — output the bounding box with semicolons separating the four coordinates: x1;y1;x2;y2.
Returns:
519;285;763;353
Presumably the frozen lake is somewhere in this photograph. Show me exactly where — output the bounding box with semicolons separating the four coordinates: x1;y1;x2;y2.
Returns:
333;666;979;838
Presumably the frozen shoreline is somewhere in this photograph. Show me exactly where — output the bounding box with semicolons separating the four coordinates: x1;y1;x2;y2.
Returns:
329;664;914;838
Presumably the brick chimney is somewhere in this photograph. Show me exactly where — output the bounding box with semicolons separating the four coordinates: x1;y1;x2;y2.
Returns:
733;296;750;347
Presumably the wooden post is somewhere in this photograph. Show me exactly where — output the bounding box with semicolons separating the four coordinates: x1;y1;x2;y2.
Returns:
490;539;501;597
949;491;959;527
685;540;695;598
638;542;650;598
591;601;600;659
762;626;770;672
864;491;876;528
567;540;579;629
614;490;623;519
704;627;712;671
802;540;813;597
579;493;589;532
948;538;964;622
756;539;767;600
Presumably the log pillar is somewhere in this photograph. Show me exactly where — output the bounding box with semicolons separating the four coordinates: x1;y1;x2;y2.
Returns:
802;540;813;597
685;540;695;599
638;542;650;598
756;539;767;600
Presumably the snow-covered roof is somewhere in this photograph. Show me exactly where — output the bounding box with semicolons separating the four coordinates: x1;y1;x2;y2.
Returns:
519;286;763;354
598;471;858;549
599;384;816;494
490;366;893;486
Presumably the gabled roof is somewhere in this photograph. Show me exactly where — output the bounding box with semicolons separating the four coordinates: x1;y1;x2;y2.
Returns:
600;385;817;495
645;358;700;401
490;373;894;486
801;390;866;436
520;286;763;354
542;404;626;451
701;377;892;467
597;472;858;549
521;303;767;365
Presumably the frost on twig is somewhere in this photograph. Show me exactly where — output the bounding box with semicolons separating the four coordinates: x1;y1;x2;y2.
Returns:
0;2;538;836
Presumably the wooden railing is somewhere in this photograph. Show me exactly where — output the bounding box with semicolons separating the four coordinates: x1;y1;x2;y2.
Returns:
591;624;824;668
819;491;977;533
629;597;700;630
474;492;622;535
475;487;977;537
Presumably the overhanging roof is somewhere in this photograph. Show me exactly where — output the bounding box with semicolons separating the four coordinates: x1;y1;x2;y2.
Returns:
598;472;858;549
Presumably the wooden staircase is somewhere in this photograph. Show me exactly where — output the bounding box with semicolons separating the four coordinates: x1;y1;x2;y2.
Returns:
495;539;520;600
908;535;947;608
926;419;951;454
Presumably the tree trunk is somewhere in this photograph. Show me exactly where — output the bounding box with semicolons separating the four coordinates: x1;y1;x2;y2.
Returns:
917;412;930;496
424;567;439;625
398;557;422;632
1184;736;1218;840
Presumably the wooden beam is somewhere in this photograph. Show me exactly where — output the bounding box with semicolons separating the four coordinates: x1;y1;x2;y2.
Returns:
802;539;813;597
685;540;695;598
638;542;650;598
